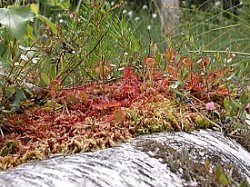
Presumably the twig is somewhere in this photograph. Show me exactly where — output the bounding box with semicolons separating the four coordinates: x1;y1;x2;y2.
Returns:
228;134;243;139
179;103;184;130
0;127;4;138
229;129;238;136
193;23;241;38
147;29;152;57
191;95;206;105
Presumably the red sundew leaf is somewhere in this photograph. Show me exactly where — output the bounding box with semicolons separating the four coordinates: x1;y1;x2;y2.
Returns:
216;85;229;95
95;60;111;79
160;78;169;88
48;78;61;99
205;69;225;86
93;101;121;110
122;66;139;84
119;68;141;100
34;128;47;139
123;66;133;80
206;72;216;86
206;68;227;86
185;79;204;92
166;65;179;79
207;71;216;79
144;57;157;69
120;84;140;100
214;68;226;78
178;56;193;68
220;68;229;79
189;73;202;83
185;73;204;93
42;113;58;122
198;57;210;69
152;70;164;80
165;48;177;63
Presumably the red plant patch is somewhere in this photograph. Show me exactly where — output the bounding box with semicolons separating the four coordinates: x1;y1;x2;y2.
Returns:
0;54;231;170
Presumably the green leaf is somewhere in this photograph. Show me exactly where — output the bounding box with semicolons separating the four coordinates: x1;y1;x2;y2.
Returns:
230;99;241;110
46;0;71;10
224;98;242;116
40;72;50;86
240;178;249;187
36;14;57;33
16;87;27;100
25;24;35;41
8;87;27;111
219;174;229;186
215;165;229;186
30;3;39;15
240;91;249;105
0;42;7;57
0;6;34;40
215;164;223;177
180;67;189;80
4;86;16;97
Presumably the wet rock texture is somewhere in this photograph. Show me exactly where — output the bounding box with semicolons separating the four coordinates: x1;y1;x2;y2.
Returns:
0;130;250;187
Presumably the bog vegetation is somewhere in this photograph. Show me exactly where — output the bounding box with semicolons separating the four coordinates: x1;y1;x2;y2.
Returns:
0;0;249;185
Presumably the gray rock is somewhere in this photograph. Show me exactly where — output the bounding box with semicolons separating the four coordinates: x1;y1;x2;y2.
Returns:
0;129;249;187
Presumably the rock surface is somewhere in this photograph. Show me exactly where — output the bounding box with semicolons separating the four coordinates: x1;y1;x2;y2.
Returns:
0;129;250;187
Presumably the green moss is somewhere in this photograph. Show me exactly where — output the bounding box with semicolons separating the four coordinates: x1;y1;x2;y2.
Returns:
126;109;140;123
195;116;211;128
126;100;178;135
0;140;19;157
